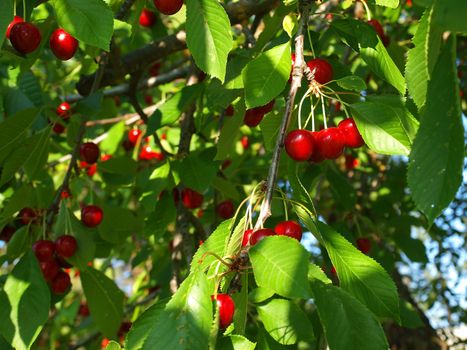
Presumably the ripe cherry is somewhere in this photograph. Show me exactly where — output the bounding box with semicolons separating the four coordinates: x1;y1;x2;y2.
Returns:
52;271;71;294
6;16;24;38
241;229;254;247
285;129;315;161
49;28;78;60
80;161;97;177
240;136;249;149
9;22;42;54
257;100;275;115
356;238;371;254
368;19;389;46
315;128;345;159
55;235;78;258
307;58;333;85
40;260;60;282
243;109;264;127
139;145;164;161
216;200;234;219
33;240;56;262
118;322;133;337
221;159;232;170
79;303;90;317
56;102;71;120
181;188;204;209
225;105;234;117
249;228;275;246
0;226;16;242
139;8;157;28
144;94;153;105
211;294;235;329
128;129;142;145
345;154;359;170
80;142;100;164
81;205;104;228
338;118;365;148
150;62;161;76
153;0;184;15
274;220;303;241
19;207;37;225
52;122;65;134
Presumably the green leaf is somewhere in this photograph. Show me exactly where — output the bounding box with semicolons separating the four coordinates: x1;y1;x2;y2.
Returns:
399;299;424;329
433;0;467;34
17;71;44;107
178;149;218;192
243;42;291;108
100;121;126;154
317;222;400;322
0;108;39;154
99;205;141;244
6;226;30;259
51;0;114;50
159;84;204;127
0;251;51;350
249;236;311;299
350;99;419;156
65;211;96;269
0;0;13;49
375;0;399;8
232;274;249;335
260;110;282;152
23;128;51;181
80;267;125;337
215;103;245;160
99;156;138;175
142;271;212;349
217;334;256;350
407;36;463;224
325;164;356;210
310;280;389;350
212;176;240;201
405;7;442;110
185;0;233;82
256;298;314;345
308;263;332;284
335;75;367;92
105;341;122;350
249;287;275;304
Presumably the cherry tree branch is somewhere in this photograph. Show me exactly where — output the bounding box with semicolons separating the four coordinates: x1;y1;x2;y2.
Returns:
254;0;313;230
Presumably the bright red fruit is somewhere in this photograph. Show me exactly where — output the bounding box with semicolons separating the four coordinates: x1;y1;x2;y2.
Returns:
80;142;100;164
56;102;71;120
150;62;161;76
0;226;16;242
128;129;142;145
6;16;24;38
307;58;333;85
356;238;372;254
79;303;90;317
33;240;56;262
181;188;204;209
40;260;60;282
225;105;234;117
216;200;235;219
274;220;303;241
81;205;104;228
52;122;65;134
285;129;315;161
9;22;42;54
315;128;345;159
243;109;264;127
338;118;365;148
345;154;359;170
212;294;235;329
257;100;275;115
19;207;37;225
55;235;78;258
139;145;164;161
240;136;249;149
249;228;276;246
52;271;71;294
154;0;184;15
144;94;153;105
139;8;157;27
242;229;254;247
49;28;78;60
118;322;133;337
368;19;389;46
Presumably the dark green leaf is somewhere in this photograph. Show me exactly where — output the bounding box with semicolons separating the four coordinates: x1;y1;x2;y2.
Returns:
0;108;39;154
99;205;141;244
335;75;366;92
0;0;13;49
6;226;30;259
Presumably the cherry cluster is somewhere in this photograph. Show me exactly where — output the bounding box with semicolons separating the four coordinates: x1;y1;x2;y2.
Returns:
33;235;77;294
51;102;72;134
285;118;365;163
123;128;165;161
242;220;303;247
7;16;78;59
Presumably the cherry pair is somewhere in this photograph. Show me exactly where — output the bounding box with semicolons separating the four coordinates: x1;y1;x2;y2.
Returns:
51;102;71;134
18;207;39;225
242;220;303;247
244;100;275;127
284;118;364;163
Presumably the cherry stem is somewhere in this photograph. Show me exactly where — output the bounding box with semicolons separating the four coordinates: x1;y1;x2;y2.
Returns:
320;93;328;129
254;0;313;231
361;0;372;21
22;0;25;19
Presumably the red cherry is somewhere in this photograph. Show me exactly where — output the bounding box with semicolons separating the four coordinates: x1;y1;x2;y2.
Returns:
256;100;275;115
101;154;112;162
150;62;161;76
52;271;71;294
114;95;122;106
52;122;66;134
197;209;204;218
181;188;204;209
307;58;333;85
315;128;345;159
123;139;134;151
0;226;16;242
56;102;71;120
225;105;234;117
9;22;42;54
144;94;153;106
330;266;337;275
139;8;157;28
406;0;412;7
249;228;276;246
344;155;359;170
284;129;315;162
240;136;249;149
82;162;97;177
49;28;78;60
33;240;56;262
80;142;100;164
81;205;103;228
61;189;71;199
211;294;235;329
101;338;111;349
221;159;232;170
356;238;371;254
118;322;133;337
338;118;364;148
40;260;60;282
243;109;264;127
308;133;325;163
55;235;78;258
153;0;184;15
241;229;254;247
274;220;302;241
19;207;37;225
368;19;385;40
139;145;164;161
6;16;24;38
161;133;167;140
128;129;142;145
79;303;90;317
216;200;235;219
